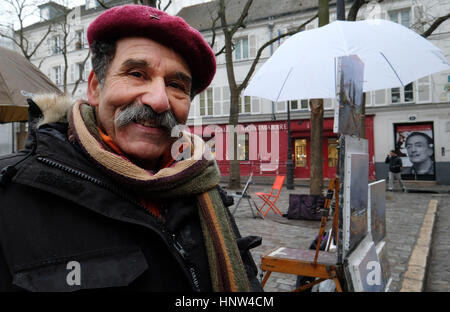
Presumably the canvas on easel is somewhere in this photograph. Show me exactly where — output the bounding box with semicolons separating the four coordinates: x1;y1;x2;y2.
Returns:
368;180;392;291
346;233;384;292
339;135;369;261
368;180;387;244
333;55;365;136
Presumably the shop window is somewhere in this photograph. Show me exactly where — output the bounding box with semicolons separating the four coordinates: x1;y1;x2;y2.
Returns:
237;133;249;161
328;138;338;167
295;139;307;167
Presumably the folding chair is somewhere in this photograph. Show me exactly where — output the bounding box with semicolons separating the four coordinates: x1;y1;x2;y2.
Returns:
230;172;259;217
260;178;344;292
255;175;286;217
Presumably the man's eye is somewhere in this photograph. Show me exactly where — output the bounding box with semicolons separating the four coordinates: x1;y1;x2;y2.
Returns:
169;81;187;92
129;71;144;78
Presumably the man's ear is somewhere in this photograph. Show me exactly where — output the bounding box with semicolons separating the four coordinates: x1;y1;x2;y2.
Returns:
87;70;100;107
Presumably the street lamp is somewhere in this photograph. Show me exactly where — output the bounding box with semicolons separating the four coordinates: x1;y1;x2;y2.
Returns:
286;102;294;189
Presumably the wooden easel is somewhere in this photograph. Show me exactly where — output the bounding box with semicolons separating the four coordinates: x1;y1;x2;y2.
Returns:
260;178;343;292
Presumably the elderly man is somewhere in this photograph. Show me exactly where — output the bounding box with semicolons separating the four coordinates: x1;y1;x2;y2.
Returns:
0;5;261;292
403;132;435;175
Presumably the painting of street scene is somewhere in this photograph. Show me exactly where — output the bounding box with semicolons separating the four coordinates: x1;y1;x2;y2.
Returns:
336;55;364;137
349;153;369;252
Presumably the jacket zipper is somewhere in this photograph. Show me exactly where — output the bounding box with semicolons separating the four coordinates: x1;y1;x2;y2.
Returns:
36;156;201;291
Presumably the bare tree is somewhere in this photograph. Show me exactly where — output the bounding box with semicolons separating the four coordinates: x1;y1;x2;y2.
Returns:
212;0;317;189
0;0;52;60
96;0;171;10
347;0;450;37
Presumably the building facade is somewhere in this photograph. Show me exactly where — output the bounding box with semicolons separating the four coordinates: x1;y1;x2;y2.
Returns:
8;0;450;184
179;0;450;185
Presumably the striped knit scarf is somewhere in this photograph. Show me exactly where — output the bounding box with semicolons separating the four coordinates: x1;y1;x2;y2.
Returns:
68;101;251;292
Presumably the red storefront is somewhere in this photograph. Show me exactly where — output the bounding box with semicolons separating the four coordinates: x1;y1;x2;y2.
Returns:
188;115;375;180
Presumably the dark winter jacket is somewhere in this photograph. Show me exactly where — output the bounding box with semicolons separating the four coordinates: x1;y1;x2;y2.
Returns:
0;100;262;292
385;155;403;173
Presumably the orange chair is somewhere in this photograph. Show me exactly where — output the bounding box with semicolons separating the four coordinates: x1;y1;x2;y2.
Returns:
255;175;286;217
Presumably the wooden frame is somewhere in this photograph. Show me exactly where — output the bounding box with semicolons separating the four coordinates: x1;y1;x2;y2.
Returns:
260;178;344;292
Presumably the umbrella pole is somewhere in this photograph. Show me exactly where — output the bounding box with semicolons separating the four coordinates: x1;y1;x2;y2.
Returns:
11;123;14;153
286;102;294;189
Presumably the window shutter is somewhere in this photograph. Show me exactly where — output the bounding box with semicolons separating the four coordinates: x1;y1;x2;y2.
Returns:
70;64;74;83
249;34;256;58
214;86;222;116
417;76;431;103
324;99;333;109
365;92;372;106
47;38;51;55
251;96;260;113
222;86;230;116
276;101;286;112
374;89;386;106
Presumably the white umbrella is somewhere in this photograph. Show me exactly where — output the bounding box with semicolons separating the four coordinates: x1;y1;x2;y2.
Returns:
243;19;450;101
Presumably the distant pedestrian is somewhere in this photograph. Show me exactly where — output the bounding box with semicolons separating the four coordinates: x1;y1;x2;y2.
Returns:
385;150;406;192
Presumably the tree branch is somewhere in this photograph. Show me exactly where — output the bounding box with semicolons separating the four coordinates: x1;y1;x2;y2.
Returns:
72;50;91;96
95;0;110;9
238;13;318;92
209;14;221;50
230;0;254;36
421;12;450;38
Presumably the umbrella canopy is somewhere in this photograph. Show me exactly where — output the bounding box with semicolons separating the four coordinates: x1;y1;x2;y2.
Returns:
0;47;62;123
244;19;450;101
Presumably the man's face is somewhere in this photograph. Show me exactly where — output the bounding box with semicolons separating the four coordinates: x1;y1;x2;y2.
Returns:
87;37;192;168
406;135;433;164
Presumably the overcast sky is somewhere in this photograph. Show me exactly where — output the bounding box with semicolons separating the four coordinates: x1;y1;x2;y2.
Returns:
1;0;210;29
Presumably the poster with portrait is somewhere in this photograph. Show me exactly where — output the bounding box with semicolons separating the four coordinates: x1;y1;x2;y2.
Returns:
333;55;364;137
394;123;435;180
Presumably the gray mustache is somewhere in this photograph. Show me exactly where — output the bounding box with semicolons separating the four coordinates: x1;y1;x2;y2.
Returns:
115;102;178;131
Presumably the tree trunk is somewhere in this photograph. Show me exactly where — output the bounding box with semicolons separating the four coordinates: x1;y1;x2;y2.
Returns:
360;93;366;138
308;0;329;195
309;99;324;195
228;89;241;189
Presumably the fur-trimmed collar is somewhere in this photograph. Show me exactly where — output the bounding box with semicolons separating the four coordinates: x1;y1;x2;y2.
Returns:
31;93;75;128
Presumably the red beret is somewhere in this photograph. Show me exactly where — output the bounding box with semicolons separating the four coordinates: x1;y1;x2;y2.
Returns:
87;5;216;96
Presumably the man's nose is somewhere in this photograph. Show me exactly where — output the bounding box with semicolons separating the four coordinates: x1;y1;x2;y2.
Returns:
140;79;170;113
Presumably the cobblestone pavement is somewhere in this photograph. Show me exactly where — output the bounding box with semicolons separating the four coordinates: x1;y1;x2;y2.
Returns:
425;194;450;292
223;182;450;292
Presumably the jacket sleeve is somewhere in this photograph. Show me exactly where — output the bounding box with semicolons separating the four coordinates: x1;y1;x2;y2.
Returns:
0;242;15;291
217;186;264;292
385;156;390;163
